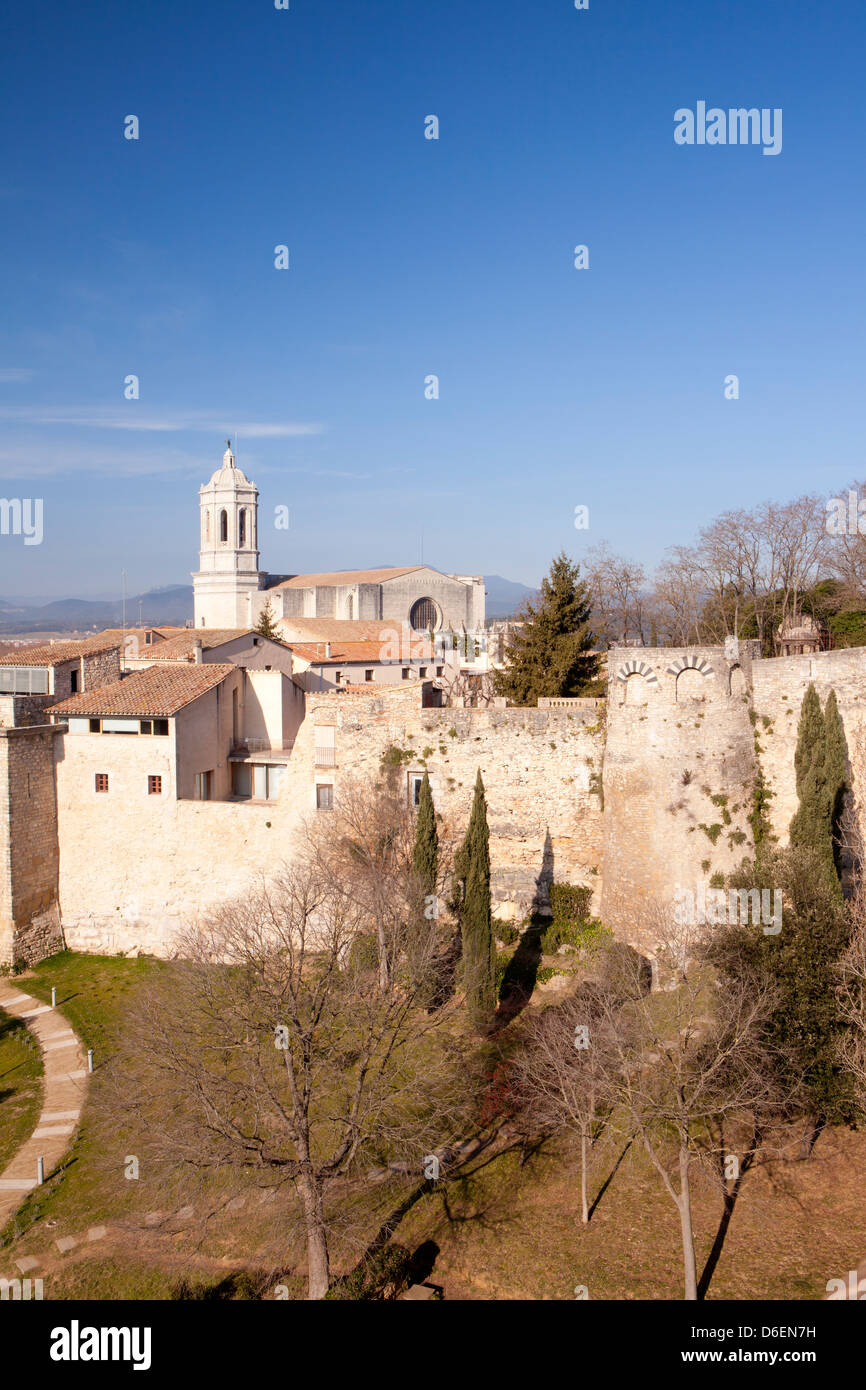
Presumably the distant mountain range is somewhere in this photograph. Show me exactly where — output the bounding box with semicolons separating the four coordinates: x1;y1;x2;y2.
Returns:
483;575;536;618
0;575;536;635
0;586;195;635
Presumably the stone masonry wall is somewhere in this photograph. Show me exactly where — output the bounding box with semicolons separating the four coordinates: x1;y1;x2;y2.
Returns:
600;646;757;948
751;647;866;852
54;685;606;956
304;687;607;920
0;725;64;967
24;641;866;963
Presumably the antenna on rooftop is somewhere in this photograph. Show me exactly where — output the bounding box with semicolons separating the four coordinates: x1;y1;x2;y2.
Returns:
121;570;127;673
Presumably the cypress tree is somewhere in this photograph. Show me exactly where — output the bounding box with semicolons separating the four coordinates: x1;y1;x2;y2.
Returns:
789;684;846;889
493;553;599;705
822;689;848;877
789;684;830;870
458;770;495;1028
412;772;438;901
714;848;854;1136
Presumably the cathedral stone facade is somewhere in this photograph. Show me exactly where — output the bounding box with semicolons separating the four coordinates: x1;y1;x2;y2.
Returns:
192;443;485;636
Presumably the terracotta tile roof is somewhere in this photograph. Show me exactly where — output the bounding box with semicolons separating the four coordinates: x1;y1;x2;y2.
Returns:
47;663;236;718
277;618;400;642
288;641;401;664
273;567;423;589
0;636;122;667
144;629;264;661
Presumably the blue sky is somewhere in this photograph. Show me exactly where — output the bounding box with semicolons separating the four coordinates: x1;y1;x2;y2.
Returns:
1;0;864;598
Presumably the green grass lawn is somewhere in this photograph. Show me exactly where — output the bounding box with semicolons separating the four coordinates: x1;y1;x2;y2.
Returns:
0;1006;43;1173
23;950;162;1053
1;951;162;1249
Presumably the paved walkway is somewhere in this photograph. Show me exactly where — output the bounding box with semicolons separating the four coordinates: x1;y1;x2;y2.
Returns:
0;980;88;1227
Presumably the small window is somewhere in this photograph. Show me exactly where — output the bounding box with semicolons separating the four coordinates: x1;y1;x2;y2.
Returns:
70;669;79;694
89;718;101;733
139;719;153;735
148;775;162;795
253;636;260;646
401;668;410;680
334;670;342;684
153;719;169;736
436;666;444;677
365;669;374;682
419;666;427;678
316;784;334;811
409;774;424;807
95;773;109;793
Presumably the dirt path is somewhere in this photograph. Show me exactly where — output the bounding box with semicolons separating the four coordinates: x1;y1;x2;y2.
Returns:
0;980;88;1227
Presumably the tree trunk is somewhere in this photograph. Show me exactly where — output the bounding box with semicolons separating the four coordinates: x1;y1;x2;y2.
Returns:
799;1115;820;1160
677;1144;698;1301
580;1132;589;1225
298;1172;330;1300
376;917;389;991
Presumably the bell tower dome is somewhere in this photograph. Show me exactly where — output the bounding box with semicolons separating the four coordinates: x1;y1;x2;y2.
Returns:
192;440;264;628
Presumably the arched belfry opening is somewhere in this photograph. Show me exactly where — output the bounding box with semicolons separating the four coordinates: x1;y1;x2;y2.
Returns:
219;509;228;543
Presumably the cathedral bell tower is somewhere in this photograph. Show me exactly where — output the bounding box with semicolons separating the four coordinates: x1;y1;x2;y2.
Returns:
192;441;263;628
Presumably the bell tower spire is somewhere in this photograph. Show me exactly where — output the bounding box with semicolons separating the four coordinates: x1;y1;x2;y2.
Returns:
191;440;263;628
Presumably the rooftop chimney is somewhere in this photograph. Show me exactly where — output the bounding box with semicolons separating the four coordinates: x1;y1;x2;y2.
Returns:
193;639;204;664
325;642;332;659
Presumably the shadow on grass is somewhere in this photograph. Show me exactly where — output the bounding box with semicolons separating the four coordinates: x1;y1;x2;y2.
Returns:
588;1136;633;1222
493;918;546;1029
697;1121;762;1301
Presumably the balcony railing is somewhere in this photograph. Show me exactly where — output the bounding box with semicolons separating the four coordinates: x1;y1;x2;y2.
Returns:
232;737;292;753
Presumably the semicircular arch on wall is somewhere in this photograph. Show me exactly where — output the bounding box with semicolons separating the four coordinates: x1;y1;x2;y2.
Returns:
666;654;715;702
615;659;659;705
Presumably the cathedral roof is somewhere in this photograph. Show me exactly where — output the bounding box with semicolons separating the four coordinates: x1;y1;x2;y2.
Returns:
48;663;237;718
273;566;424;589
277;619;401;642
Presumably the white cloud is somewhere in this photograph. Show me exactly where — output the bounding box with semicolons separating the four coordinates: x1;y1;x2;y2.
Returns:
0;406;323;436
0;441;215;478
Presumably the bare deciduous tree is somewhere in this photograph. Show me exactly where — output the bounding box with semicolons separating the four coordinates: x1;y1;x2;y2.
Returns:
104;858;472;1300
590;911;779;1300
584;543;648;646
510;982;624;1224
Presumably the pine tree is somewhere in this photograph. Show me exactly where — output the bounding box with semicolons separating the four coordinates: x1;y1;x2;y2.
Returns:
255;598;279;639
457;770;495;1028
492;552;599;706
412;772;438;902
